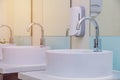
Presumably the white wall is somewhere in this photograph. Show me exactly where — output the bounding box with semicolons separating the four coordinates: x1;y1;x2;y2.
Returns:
94;0;120;36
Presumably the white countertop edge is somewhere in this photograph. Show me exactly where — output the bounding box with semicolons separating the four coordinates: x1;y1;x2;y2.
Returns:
18;70;120;80
19;71;48;80
0;63;46;74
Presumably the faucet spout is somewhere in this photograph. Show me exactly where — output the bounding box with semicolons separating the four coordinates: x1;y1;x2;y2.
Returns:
27;23;45;47
76;17;101;52
0;25;13;44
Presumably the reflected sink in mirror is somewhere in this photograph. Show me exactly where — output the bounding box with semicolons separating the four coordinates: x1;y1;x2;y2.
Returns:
0;44;15;60
46;49;113;79
1;46;47;65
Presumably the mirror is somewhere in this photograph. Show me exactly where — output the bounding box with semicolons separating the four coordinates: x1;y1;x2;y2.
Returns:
6;0;70;36
0;0;70;46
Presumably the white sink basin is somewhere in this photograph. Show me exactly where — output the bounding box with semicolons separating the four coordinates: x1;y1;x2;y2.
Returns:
2;46;47;65
46;49;113;78
0;44;14;60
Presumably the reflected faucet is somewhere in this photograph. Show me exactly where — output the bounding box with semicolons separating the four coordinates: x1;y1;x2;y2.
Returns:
66;28;69;36
0;25;13;44
27;22;45;47
76;17;101;52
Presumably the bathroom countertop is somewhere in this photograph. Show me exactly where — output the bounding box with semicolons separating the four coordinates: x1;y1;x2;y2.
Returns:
18;70;120;80
0;63;46;74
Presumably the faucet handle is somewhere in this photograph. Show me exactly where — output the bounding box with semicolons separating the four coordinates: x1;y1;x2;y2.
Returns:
9;37;14;44
40;38;45;47
93;38;102;52
66;28;69;36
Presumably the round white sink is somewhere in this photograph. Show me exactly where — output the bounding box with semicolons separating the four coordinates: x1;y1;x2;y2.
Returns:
2;46;47;65
0;44;14;60
46;49;113;78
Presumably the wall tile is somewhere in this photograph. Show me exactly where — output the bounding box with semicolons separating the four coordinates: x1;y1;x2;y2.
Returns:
14;36;31;46
14;36;70;49
45;36;70;49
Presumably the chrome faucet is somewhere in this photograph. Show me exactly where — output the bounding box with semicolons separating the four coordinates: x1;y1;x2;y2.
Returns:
0;25;13;44
27;22;45;47
76;17;102;52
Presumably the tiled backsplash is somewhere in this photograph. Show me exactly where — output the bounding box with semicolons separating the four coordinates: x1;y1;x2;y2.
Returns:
14;36;31;46
90;36;120;71
45;36;70;49
14;36;70;49
14;36;32;46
